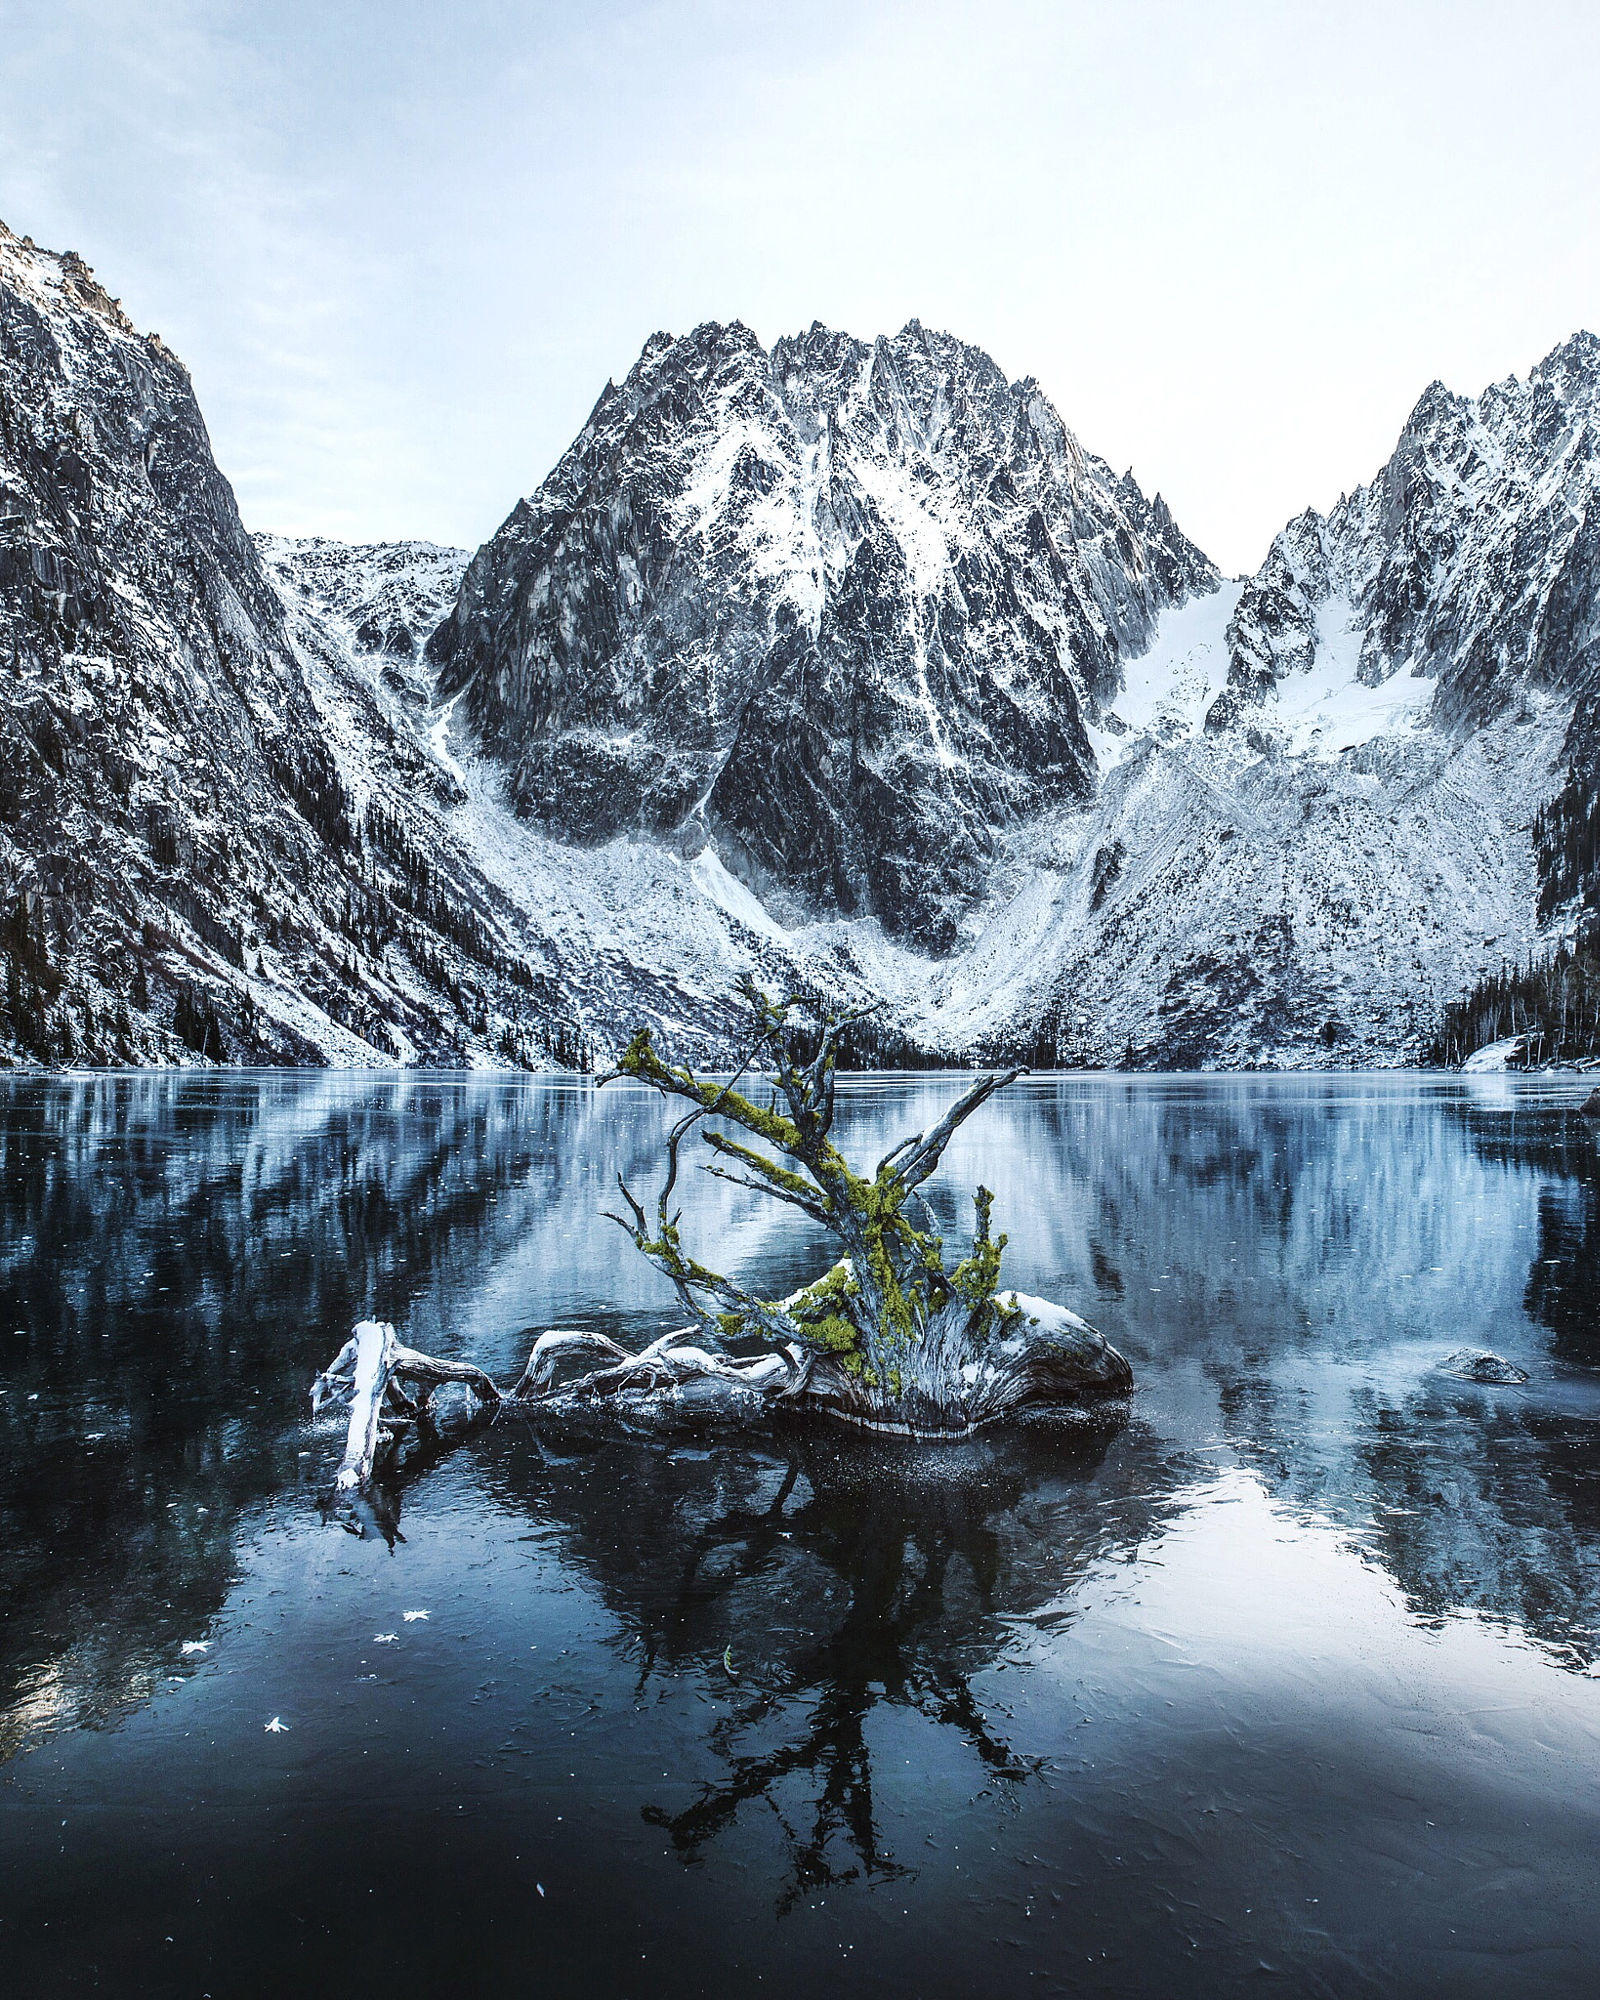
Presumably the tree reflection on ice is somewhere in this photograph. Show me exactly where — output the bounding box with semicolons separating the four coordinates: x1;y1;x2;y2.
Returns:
477;1421;1183;1909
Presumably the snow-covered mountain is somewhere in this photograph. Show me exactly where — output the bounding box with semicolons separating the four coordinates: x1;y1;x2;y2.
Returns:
429;319;1216;949
919;607;1554;1064
428;318;1600;1064
0;221;886;1069
1212;334;1600;741
926;337;1600;1065
4;206;1598;1071
0;219;383;1065
255;535;469;669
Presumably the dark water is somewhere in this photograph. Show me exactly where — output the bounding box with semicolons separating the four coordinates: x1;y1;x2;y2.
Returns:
3;1071;1600;1999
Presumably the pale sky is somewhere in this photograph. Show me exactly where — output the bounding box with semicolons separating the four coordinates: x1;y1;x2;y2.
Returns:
3;0;1598;573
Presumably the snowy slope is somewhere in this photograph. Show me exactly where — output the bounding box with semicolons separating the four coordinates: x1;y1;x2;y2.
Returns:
0;221;891;1071
257;533;938;1062
1212;335;1600;741
913;344;1600;1064
921;688;1557;1065
254;535;469;667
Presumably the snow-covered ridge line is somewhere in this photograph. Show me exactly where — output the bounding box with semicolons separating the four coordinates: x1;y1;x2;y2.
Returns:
3;206;1597;1070
428;314;1218;953
932;332;1600;1065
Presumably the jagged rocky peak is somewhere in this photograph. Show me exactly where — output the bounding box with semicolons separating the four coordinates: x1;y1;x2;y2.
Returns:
0;219;294;675
430;317;1216;948
0;217;139;340
1209;330;1600;740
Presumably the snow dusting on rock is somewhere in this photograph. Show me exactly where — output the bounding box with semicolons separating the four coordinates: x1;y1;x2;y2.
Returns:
3;207;1598;1072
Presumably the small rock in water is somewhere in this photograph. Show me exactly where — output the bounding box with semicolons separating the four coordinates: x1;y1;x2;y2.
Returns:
1583;1088;1600;1117
1441;1349;1529;1385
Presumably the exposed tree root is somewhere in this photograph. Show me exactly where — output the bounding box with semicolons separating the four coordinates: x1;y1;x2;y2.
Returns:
308;986;1135;1496
310;1292;1131;1498
503;1287;1131;1437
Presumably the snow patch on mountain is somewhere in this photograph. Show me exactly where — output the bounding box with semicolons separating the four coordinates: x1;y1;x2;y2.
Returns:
254;535;469;671
1089;584;1241;754
431;317;1217;951
261;532;938;1054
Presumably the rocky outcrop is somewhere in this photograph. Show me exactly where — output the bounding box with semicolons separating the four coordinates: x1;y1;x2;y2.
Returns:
1207;334;1600;743
0;222;813;1071
429;319;1216;949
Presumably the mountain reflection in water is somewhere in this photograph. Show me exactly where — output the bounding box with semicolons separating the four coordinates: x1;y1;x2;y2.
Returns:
2;1070;1600;1998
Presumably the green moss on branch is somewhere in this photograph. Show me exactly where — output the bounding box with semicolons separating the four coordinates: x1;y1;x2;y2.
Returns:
607;992;1023;1403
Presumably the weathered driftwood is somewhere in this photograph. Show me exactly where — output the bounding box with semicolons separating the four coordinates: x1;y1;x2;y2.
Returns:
309;986;1134;1489
311;1318;502;1491
312;1294;1131;1505
512;1326;790;1405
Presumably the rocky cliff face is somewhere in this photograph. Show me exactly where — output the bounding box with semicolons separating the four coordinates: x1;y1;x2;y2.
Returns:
0;222;841;1070
429;319;1216;949
924;343;1600;1065
1208;334;1600;743
0;218;357;1064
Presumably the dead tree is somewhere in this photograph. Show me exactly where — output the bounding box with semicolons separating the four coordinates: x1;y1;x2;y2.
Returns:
589;980;1131;1434
308;984;1131;1489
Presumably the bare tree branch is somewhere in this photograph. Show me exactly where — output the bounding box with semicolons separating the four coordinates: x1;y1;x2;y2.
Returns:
894;1068;1026;1190
702;1163;833;1226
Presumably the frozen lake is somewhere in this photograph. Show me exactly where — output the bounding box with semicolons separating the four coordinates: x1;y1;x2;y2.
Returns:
2;1070;1599;1996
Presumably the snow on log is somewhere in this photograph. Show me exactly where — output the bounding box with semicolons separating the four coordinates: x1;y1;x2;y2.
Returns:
311;1319;501;1492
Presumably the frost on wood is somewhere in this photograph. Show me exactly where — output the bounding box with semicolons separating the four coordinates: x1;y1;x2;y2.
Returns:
308;988;1130;1492
310;1318;502;1492
580;979;1132;1436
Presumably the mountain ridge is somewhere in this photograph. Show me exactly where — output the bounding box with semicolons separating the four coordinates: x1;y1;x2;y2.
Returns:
429;314;1217;949
3;209;1598;1071
0;221;877;1071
